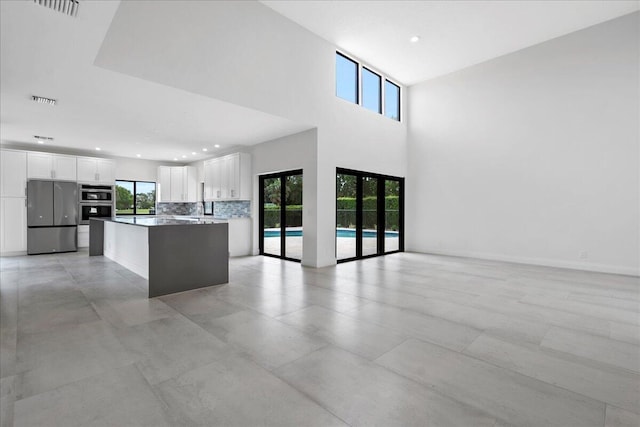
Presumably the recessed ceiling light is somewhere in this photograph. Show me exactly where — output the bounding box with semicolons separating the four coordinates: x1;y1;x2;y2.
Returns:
410;36;420;43
95;147;101;151
191;152;196;155
202;148;208;152
173;158;178;161
31;95;57;106
136;154;141;158
37;140;44;144
182;155;187;158
214;144;220;148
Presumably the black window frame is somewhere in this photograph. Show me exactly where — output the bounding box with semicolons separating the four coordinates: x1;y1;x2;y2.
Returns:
361;66;382;114
259;169;304;263
336;167;404;263
335;51;360;105
335;51;401;121
384;79;401;121
115;179;156;216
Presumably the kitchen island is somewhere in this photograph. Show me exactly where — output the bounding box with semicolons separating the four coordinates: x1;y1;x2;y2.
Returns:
90;217;228;297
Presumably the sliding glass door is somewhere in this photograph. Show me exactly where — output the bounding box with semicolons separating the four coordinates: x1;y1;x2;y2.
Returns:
259;170;303;262
336;168;404;262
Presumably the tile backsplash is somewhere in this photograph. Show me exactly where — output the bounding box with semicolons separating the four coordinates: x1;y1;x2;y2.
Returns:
156;203;198;216
156;201;251;218
214;201;251;218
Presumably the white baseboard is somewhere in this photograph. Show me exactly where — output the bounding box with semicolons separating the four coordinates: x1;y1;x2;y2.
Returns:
408;247;639;277
0;250;27;257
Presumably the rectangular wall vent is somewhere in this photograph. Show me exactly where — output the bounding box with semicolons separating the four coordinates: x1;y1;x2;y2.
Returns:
33;0;79;18
32;95;57;106
34;135;55;142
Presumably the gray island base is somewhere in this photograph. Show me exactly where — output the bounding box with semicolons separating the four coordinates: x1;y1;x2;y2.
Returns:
90;217;229;297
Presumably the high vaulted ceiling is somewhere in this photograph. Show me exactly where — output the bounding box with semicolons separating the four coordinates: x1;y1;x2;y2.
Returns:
262;0;639;85
1;1;637;161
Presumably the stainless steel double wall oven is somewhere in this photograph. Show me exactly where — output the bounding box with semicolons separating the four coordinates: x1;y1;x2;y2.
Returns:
78;184;114;225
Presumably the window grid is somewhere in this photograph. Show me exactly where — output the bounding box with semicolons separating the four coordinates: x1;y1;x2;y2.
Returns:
335;51;401;121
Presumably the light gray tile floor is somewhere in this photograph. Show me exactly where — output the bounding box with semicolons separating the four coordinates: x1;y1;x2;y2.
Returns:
1;249;638;426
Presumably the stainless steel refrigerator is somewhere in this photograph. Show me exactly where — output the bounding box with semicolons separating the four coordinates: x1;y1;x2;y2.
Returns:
27;180;78;255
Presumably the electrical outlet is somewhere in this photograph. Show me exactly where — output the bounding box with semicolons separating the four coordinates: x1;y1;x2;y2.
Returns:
579;251;588;260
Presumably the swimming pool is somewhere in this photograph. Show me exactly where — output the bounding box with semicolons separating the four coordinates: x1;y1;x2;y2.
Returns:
264;229;399;238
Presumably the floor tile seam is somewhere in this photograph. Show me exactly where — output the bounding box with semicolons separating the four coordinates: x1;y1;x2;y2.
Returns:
541;324;640;350
276;315;409;362
458;296;625;332
275;303;410;340
12;360;143;405
262;359;354;426
130;361;183;426
565;292;640;307
340;298;486;337
519;300;640;328
537;341;640;376
292;341;503;424
459;333;640;412
604;403;640;420
372;336;608;417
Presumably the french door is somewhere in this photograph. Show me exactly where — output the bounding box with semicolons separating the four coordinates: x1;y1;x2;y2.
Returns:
336;168;404;262
259;170;303;262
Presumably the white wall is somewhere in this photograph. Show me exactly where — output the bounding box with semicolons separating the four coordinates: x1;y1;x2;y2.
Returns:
250;129;318;266
114;157;177;182
407;12;639;275
96;0;407;267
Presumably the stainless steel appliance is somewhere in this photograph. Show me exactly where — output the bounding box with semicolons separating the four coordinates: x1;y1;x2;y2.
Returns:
79;203;113;224
78;183;114;225
79;184;113;202
27;180;78;254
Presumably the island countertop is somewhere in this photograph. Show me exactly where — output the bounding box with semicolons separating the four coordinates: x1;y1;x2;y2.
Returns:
95;216;226;227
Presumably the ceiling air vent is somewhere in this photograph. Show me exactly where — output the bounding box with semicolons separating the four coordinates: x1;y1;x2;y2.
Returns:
33;0;80;18
32;95;57;106
34;135;55;142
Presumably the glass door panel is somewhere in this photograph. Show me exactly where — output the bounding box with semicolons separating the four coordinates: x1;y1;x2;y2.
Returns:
260;170;303;262
362;177;378;257
262;177;281;257
336;168;404;262
384;180;400;252
336;173;357;260
285;174;303;260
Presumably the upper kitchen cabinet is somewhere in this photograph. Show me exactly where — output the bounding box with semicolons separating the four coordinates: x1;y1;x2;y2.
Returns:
157;166;197;202
1;149;27;197
77;157;115;184
27;152;77;181
204;153;251;201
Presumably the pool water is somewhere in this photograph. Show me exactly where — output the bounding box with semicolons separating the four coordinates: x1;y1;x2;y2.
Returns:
264;229;398;238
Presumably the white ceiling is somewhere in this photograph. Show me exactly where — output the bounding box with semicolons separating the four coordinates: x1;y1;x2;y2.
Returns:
0;0;311;161
261;0;640;85
1;1;637;161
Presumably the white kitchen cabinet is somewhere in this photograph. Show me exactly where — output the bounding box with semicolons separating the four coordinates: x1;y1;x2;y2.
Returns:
96;159;115;183
204;153;251;201
157;166;197;202
77;225;89;248
1;149;27;197
170;167;184;201
227;218;251;256
0;197;27;254
204;158;222;200
158;166;172;202
77;157;115;184
27;152;77;181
